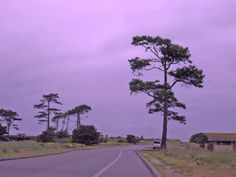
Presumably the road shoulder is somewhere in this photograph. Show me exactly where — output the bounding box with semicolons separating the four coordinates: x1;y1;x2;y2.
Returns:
135;150;163;177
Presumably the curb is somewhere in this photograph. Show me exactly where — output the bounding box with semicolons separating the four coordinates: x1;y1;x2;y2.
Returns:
0;148;81;162
135;151;162;177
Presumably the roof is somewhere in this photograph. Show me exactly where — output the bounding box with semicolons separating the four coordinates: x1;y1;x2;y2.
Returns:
204;133;236;142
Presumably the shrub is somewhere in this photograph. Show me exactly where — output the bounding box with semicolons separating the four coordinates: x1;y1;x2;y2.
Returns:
0;124;7;136
37;127;56;142
72;125;100;145
126;134;137;144
118;138;125;143
56;130;69;138
190;133;208;144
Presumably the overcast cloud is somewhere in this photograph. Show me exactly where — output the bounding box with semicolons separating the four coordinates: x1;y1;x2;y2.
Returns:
0;0;236;140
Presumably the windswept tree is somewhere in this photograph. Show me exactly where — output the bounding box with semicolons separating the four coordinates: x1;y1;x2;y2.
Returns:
34;93;62;130
0;108;22;135
129;35;204;149
67;104;91;130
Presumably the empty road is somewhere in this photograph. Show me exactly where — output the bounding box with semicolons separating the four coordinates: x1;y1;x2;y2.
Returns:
0;146;154;177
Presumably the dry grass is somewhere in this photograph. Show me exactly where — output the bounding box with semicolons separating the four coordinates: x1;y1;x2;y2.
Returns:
0;140;128;159
0;141;86;159
141;147;236;177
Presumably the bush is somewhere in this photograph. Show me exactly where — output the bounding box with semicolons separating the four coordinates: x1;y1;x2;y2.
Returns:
37;128;56;142
72;125;100;145
118;138;125;143
0;124;7;136
56;130;69;138
190;133;208;144
126;134;137;144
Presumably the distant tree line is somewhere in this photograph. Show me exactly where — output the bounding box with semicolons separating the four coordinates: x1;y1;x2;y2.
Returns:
0;93;99;145
34;93;92;132
34;93;96;144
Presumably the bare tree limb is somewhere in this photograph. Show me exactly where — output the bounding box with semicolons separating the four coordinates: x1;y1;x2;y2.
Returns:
170;80;181;88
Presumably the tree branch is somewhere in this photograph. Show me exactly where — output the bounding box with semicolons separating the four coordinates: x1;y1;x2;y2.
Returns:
170;80;181;88
144;66;164;71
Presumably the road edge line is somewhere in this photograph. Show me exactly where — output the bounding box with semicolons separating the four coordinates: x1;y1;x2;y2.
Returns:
135;150;162;177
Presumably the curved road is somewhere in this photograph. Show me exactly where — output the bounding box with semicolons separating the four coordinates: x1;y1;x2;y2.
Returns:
0;146;153;177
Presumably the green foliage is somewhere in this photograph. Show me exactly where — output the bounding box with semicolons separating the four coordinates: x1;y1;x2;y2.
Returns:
0;108;22;135
0;123;7;136
190;133;208;144
56;130;69;138
169;65;204;88
34;93;62;130
66;104;91;129
129;57;151;73
67;105;91;116
129;35;204;149
126;134;138;144
130;79;161;93
72;125;100;145
37;127;56;142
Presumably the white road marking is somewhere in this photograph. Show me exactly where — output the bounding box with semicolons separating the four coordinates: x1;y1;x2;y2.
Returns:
91;151;122;177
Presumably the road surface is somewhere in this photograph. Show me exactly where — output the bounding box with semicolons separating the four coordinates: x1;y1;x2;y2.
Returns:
0;145;154;177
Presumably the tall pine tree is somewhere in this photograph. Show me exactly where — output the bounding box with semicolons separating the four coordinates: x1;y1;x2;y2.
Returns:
129;35;204;149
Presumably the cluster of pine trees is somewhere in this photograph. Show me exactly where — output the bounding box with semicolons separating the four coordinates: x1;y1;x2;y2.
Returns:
0;93;91;137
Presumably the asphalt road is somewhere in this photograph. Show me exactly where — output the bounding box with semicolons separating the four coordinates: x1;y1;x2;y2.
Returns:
0;146;154;177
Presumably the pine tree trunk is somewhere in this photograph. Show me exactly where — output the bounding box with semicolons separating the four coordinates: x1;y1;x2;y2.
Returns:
47;101;50;130
66;117;70;132
56;119;59;132
76;114;80;130
62;117;65;131
161;108;168;149
7;124;10;136
161;63;168;149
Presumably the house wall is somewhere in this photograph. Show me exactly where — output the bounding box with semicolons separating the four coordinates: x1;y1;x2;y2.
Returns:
213;143;233;152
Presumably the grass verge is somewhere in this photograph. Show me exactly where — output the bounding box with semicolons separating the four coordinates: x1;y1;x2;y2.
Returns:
140;148;236;177
0;140;86;159
0;140;129;159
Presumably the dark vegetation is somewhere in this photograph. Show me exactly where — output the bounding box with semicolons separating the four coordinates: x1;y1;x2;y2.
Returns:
72;125;100;145
33;93;94;143
37;127;56;142
126;134;140;144
190;132;208;144
0;124;7;136
56;130;69;139
0;109;22;136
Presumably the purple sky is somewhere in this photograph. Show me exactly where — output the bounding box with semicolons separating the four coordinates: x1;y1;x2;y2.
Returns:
0;0;236;140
